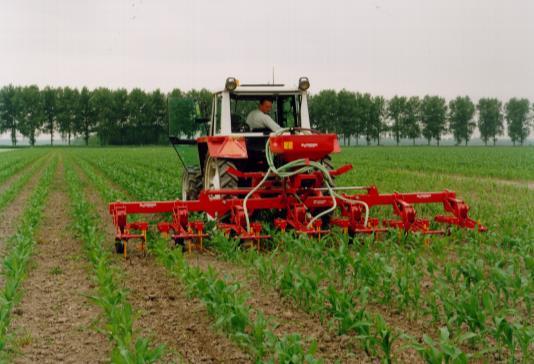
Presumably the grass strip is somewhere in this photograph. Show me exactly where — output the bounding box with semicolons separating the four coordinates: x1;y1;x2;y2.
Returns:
64;162;164;363
0;157;57;357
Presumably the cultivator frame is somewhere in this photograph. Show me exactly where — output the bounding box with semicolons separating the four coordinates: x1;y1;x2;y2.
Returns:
109;156;486;255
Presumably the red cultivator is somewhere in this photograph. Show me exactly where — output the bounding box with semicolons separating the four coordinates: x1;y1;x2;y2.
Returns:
109;133;486;256
108;78;486;256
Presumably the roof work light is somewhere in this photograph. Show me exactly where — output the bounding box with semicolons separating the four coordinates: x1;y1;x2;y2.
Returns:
225;77;239;91
298;77;310;91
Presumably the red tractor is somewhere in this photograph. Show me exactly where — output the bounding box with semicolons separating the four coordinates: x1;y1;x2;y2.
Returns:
109;77;486;256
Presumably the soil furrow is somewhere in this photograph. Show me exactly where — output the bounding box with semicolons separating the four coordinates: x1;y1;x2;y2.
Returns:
0;156;43;196
0;156;50;265
74;160;251;364
9;158;110;363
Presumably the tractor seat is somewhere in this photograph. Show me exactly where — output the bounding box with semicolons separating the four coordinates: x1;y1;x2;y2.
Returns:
231;113;250;133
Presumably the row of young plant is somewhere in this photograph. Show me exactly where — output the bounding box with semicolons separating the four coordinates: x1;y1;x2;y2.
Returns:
0;151;43;185
213;230;532;363
74;151;533;361
298;231;531;362
0;157;57;358
74;152;180;201
87;152;532;307
151;238;321;363
209;232;414;363
272;228;530;325
0;155;48;212
72;155;323;363
64;161;165;363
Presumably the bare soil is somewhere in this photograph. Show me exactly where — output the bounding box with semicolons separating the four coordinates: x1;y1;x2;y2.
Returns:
9;159;110;363
76;165;251;363
0;158;49;278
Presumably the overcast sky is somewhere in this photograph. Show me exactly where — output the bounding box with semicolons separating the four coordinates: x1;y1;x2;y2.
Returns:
1;0;533;100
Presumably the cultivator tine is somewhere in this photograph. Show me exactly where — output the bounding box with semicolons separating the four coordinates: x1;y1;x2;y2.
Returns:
328;188;486;237
157;208;209;253
435;197;487;232
382;197;445;234
110;204;148;258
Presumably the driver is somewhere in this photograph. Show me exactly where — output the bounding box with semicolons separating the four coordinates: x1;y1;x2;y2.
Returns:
246;97;281;132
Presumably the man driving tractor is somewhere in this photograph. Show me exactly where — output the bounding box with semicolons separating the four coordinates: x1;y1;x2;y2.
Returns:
246;97;281;132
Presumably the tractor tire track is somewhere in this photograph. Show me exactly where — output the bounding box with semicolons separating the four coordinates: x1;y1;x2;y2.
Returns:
73;161;251;364
10;158;110;363
389;168;534;190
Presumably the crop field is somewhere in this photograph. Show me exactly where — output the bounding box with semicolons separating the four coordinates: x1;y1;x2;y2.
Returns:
0;146;531;363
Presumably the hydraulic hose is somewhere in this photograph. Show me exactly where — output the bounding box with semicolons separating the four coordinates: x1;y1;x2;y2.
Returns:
243;128;369;232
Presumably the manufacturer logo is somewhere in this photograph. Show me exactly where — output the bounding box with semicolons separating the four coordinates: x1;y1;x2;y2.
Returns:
416;194;431;199
301;143;318;148
140;203;157;208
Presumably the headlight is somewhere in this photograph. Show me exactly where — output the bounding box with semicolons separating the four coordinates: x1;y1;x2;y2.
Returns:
298;77;310;91
225;77;238;91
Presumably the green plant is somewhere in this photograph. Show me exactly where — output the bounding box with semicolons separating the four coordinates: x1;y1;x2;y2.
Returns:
0;158;57;357
65;162;164;363
410;327;474;364
150;236;321;363
272;334;321;364
373;315;400;364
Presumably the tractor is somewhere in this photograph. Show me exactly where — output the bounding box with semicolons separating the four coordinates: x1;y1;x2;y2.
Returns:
109;77;486;256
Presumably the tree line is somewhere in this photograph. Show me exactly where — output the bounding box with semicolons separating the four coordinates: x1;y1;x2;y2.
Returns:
0;85;211;146
0;85;532;146
310;91;532;146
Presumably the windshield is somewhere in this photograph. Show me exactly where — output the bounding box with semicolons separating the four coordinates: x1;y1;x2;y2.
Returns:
229;94;300;132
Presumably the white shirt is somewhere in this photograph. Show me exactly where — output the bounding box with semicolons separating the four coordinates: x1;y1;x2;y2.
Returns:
246;109;281;131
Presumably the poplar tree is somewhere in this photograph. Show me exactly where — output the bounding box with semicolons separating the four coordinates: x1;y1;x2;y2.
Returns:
505;98;530;146
448;96;476;145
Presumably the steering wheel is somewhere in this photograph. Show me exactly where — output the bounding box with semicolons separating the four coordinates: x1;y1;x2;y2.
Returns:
287;127;321;135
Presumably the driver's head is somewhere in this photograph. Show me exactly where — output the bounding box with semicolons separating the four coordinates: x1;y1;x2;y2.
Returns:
259;97;273;113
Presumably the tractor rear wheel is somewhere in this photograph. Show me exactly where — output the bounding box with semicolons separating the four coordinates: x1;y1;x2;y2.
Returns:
203;157;238;197
182;167;203;200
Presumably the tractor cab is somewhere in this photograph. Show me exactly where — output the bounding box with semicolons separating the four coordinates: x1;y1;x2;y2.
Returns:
209;78;312;136
177;78;315;200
